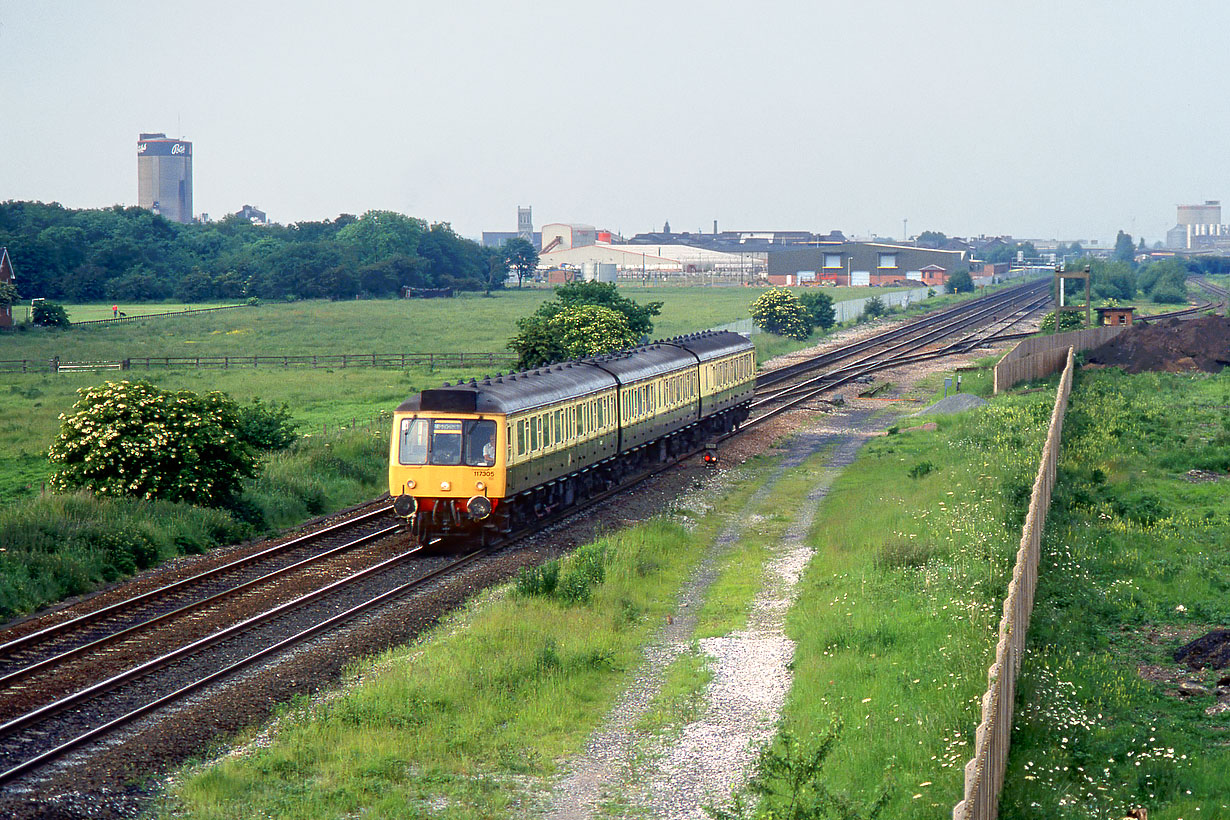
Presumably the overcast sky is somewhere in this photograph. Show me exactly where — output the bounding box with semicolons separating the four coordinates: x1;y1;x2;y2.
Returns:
2;1;1225;244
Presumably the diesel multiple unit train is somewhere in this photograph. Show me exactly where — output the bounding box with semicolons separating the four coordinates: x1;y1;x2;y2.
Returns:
388;331;756;542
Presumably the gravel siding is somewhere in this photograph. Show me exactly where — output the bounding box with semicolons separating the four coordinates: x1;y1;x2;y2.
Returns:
542;416;878;820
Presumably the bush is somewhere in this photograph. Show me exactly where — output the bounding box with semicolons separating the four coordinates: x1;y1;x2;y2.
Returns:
32;301;70;327
1039;311;1085;332
860;296;887;320
1150;282;1187;304
797;290;836;331
946;270;974;294
751;288;812;340
48;380;275;506
235;399;298;451
513;541;608;605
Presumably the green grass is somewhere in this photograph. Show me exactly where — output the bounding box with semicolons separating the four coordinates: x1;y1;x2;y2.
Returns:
160;514;728;819
635;646;714;734
1000;369;1230;819
693;452;831;639
0;424;388;619
2;287;887;364
770;385;1055;817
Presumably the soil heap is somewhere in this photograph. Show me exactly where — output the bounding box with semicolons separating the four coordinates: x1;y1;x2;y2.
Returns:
1084;314;1230;374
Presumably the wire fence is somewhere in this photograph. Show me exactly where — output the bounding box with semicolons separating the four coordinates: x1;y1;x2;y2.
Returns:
954;348;1075;820
70;304;251;326
0;351;519;375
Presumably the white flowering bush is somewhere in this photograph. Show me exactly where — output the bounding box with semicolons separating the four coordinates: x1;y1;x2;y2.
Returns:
750;288;812;340
48;380;276;506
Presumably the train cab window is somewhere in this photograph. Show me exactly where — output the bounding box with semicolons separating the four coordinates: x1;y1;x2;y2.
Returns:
428;420;464;465
398;418;429;465
464;420;497;466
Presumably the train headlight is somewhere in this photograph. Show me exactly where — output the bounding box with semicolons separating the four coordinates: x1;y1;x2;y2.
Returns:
466;495;492;520
475;481;486;491
406;479;416;489
392;494;417;517
440;481;451;491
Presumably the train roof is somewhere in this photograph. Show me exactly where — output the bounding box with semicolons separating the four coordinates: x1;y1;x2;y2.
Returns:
582;342;696;382
395;330;754;417
665;330;756;362
396;361;616;416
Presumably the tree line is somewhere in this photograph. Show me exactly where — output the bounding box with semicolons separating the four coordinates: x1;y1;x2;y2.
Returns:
0;201;540;303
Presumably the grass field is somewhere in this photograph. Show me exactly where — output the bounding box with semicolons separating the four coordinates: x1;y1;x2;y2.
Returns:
1001;369;1230;818
773;385;1054;817
0;285;900;504
2;286;899;363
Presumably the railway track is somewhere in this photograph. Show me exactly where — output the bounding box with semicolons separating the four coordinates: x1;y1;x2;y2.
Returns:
750;279;1052;418
0;274;1059;789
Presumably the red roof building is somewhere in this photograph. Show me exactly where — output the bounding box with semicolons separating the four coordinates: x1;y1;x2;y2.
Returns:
0;247;16;328
918;264;948;287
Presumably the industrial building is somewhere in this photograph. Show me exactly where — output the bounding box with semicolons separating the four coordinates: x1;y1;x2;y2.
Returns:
1167;200;1228;250
137;133;193;224
767;242;968;287
482;206;543;250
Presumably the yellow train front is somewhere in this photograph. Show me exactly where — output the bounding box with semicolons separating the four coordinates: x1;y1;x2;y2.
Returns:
389;331;756;544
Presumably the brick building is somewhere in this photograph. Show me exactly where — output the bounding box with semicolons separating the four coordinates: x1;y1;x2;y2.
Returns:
0;247;16;328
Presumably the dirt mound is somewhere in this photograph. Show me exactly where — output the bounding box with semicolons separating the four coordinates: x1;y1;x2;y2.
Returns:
1173;629;1230;670
1084;314;1230;374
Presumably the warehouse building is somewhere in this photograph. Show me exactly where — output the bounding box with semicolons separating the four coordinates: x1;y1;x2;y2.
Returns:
767;242;968;287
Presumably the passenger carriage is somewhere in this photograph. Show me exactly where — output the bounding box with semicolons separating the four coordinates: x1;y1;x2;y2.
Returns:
388;331;755;544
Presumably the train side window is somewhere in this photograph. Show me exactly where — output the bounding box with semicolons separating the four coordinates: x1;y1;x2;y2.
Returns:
555;409;563;442
516;420;525;455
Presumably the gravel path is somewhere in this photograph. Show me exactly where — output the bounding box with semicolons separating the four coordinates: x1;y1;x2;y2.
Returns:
541;410;879;820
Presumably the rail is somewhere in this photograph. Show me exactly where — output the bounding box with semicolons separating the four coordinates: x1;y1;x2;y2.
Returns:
954;348;1075;820
0;351;518;374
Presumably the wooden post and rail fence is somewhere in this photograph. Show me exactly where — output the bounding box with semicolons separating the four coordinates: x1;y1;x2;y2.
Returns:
953;347;1075;819
0;352;519;374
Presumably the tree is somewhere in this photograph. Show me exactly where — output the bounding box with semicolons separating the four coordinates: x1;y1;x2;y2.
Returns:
750;288;811;340
481;246;508;296
503;237;539;288
0;281;17;309
335;210;426;264
1113;230;1135;265
547;305;638;361
507;281;663;369
946;270;974;294
797;290;835;331
48;380;296;506
549;281;662;339
915;230;948;248
509;305;639;369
